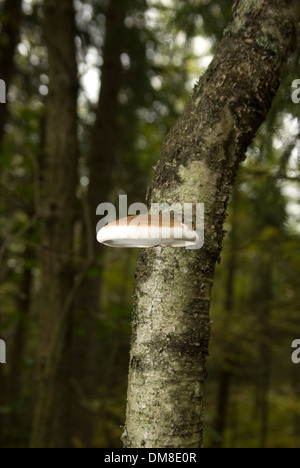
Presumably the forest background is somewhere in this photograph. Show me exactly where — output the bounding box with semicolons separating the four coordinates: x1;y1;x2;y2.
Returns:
0;0;299;448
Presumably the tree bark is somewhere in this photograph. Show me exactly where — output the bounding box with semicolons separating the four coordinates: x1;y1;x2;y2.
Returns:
70;0;128;447
0;0;22;144
123;0;300;448
30;0;78;448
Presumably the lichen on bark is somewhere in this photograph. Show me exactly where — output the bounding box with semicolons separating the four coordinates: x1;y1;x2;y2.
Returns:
123;0;300;449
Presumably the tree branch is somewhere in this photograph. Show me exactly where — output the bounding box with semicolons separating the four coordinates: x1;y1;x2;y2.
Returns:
124;0;300;449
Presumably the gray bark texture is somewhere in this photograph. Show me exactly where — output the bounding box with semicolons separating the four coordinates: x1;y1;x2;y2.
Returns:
30;0;78;448
123;0;300;449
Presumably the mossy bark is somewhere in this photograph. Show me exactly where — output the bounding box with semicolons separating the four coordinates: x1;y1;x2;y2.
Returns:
123;0;300;448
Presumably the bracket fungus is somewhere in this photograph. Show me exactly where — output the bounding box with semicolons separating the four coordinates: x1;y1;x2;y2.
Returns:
97;214;199;248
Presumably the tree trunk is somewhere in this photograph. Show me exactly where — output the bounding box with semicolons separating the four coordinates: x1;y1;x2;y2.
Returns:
70;0;128;447
292;365;300;447
0;319;6;447
8;247;33;401
30;0;78;448
0;0;22;144
213;186;238;448
6;246;33;446
123;0;300;448
258;265;272;449
259;357;271;448
228;379;240;448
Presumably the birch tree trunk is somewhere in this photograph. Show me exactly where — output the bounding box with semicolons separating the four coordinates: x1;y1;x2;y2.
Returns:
30;0;78;448
123;0;300;448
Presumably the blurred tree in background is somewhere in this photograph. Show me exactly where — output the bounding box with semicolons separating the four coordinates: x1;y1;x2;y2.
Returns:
0;0;299;448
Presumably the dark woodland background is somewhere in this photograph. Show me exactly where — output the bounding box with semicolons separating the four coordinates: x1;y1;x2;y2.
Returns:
0;0;300;448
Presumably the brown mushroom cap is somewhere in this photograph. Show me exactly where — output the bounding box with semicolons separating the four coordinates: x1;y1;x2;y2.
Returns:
102;215;178;228
97;214;198;248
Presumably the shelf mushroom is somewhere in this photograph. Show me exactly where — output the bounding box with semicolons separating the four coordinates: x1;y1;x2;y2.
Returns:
97;214;199;248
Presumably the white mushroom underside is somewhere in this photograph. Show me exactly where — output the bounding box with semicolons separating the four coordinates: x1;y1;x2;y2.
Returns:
97;224;198;248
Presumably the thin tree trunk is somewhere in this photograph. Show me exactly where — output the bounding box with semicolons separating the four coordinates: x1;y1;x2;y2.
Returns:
70;0;128;447
214;370;231;447
258;266;272;449
228;379;239;448
0;0;22;144
6;246;33;446
213;187;238;448
123;0;300;448
30;0;78;448
8;246;33;401
292;365;300;447
0;319;6;447
259;357;271;448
